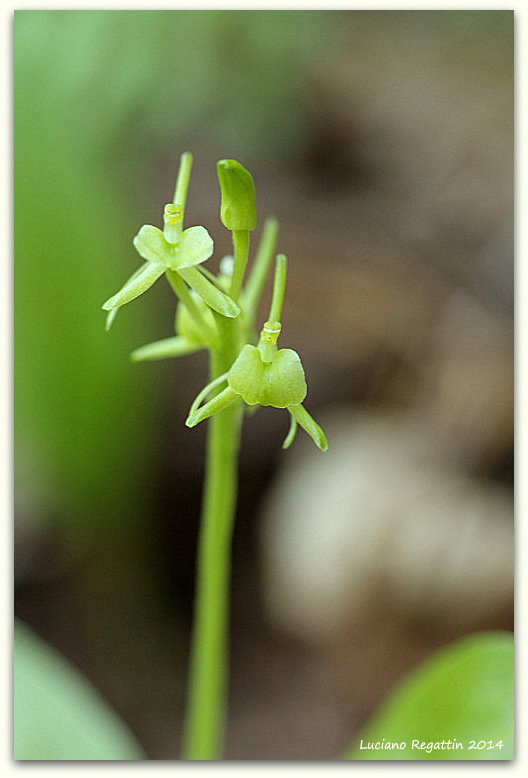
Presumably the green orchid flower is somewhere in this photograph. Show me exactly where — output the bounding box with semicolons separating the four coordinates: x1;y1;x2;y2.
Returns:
129;257;238;362
185;318;328;452
103;203;240;328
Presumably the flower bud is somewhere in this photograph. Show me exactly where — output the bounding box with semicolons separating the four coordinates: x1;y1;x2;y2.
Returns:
217;159;257;231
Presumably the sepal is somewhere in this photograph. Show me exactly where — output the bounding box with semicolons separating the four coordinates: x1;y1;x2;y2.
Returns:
287;404;328;452
178;266;240;318
102;261;166;311
130;336;203;362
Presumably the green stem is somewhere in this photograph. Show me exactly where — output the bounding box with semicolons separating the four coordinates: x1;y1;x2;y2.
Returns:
257;256;287;362
174;152;194;209
181;315;243;760
166;269;218;348
229;230;250;302
268;254;287;323
242;217;279;326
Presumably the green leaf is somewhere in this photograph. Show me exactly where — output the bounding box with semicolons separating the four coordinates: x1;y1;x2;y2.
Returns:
14;620;144;760
343;631;514;761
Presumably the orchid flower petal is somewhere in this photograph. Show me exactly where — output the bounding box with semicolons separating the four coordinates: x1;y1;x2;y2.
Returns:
133;224;214;270
130;336;202;362
176;226;214;268
178;266;240;318
104;262;153;327
186;386;240;428
105;307;119;332
288;404;328;452
102;261;166;310
282;414;298;450
133;225;173;265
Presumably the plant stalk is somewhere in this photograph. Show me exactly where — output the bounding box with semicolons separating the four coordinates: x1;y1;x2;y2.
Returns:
181;315;243;760
229;230;250;302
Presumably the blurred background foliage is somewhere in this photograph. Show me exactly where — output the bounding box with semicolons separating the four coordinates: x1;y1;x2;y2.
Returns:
14;10;513;759
14;621;144;760
14;9;335;547
344;631;514;760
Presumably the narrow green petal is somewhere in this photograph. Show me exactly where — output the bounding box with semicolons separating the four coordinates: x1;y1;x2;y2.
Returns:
104;263;149;327
186;386;240;428
130;336;202;362
133;225;174;265
174;226;214;268
178;266;240;318
282;414;298;450
105;307;119;332
102;262;166;310
288;404;328;452
187;371;231;417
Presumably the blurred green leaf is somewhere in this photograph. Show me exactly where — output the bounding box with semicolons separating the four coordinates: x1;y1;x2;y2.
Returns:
343;631;513;761
14;10;337;166
14;621;144;760
15;13;166;544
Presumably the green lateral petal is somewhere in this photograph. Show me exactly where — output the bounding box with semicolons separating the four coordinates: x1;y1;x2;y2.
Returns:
288;404;328;452
133;225;174;266
104;262;151;327
186;386;240;428
282;414;298;449
187;371;231;420
174;226;214;269
178;266;240;318
102;261;166;310
105;307;119;332
130;336;202;362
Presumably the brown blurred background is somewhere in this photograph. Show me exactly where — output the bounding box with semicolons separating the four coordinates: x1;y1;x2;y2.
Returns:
15;10;513;759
